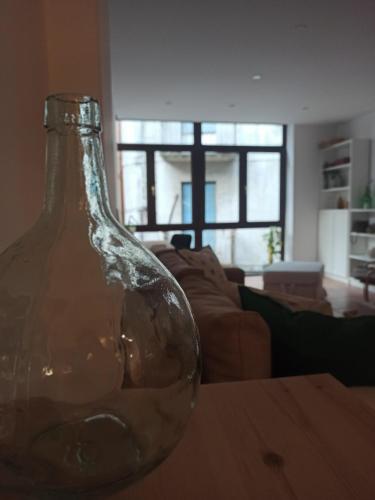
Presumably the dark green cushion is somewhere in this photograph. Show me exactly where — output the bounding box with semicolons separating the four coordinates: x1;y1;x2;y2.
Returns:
239;285;375;386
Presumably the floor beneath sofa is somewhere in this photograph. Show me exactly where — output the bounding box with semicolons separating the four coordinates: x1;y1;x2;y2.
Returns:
245;275;375;317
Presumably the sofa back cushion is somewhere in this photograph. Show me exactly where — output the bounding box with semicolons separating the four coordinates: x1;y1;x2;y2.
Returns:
154;248;203;280
178;246;229;294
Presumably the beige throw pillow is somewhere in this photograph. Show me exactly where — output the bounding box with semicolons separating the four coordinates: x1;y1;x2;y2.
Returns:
178;246;230;296
154;248;204;281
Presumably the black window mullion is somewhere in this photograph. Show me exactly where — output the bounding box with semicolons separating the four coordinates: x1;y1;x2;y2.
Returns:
191;123;203;248
118;144;192;152
194;122;201;146
239;152;247;224
192;164;204;247
147;150;156;226
279;139;287;260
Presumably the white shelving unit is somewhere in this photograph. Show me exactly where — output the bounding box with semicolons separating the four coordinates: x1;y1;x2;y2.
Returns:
324;163;351;173
322;139;352;150
349;254;375;263
322;187;350;193
318;139;370;281
351;232;375;238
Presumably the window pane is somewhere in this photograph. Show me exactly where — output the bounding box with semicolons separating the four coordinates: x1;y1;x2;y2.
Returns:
135;230;195;248
202;123;235;145
247;152;280;222
201;122;283;146
120;151;147;225
118;120;194;145
203;228;279;271
155;151;192;224
205;152;239;223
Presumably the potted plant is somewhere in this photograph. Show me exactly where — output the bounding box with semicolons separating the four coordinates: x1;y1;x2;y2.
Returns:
264;226;282;264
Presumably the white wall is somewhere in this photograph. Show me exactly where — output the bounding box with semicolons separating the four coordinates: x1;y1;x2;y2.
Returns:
287;123;336;261
43;0;118;215
336;111;375;180
0;0;117;253
1;0;47;253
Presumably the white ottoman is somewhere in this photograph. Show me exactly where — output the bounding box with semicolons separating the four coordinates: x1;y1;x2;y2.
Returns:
263;261;325;299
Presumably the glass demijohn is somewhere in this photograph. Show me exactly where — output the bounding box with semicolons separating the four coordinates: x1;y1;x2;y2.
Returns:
0;94;200;498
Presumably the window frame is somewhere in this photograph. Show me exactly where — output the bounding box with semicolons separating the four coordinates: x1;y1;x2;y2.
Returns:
117;122;287;256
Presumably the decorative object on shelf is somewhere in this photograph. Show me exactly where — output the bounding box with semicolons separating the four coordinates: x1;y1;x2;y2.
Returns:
323;156;351;169
0;94;200;498
263;226;282;264
367;223;375;234
360;182;373;209
368;247;375;259
337;196;349;209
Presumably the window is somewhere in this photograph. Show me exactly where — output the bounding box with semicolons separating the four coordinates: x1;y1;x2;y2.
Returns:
247;152;281;222
154;151;192;224
201;122;283;146
119;151;147;225
117;121;286;270
117;120;194;145
205;152;239;223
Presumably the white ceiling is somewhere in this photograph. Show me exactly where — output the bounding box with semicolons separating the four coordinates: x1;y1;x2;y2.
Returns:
109;0;375;125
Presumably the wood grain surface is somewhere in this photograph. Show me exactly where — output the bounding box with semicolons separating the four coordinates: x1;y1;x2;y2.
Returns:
2;374;375;499
113;374;375;500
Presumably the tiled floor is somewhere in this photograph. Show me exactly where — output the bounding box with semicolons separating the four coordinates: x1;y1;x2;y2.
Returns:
245;275;375;317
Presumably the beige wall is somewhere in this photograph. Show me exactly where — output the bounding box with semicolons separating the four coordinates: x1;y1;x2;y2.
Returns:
0;0;117;253
1;0;47;252
43;0;118;215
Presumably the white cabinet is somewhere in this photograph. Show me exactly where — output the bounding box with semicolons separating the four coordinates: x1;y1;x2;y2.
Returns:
319;209;349;279
318;139;370;282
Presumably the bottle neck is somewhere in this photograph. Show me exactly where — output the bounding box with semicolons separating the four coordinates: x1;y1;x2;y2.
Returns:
43;129;110;223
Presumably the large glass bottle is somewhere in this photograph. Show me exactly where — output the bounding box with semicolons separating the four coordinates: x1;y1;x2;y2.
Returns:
0;94;200;498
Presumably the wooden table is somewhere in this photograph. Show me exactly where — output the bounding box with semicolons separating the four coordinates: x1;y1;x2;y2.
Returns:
112;374;375;500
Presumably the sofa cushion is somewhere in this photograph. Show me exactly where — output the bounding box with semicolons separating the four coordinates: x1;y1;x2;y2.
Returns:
180;273;271;382
178;246;243;305
178;246;229;294
154;248;204;280
239;285;375;386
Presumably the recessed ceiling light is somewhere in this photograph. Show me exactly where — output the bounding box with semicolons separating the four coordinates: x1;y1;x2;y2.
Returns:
252;74;262;81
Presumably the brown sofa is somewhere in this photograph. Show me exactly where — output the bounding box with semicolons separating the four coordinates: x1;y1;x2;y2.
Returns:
153;246;332;384
147;244;375;411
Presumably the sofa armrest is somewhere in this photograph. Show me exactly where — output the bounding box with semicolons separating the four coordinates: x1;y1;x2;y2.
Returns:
198;310;271;383
222;265;245;284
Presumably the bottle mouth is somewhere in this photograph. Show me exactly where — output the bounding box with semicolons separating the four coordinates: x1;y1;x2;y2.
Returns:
44;93;101;132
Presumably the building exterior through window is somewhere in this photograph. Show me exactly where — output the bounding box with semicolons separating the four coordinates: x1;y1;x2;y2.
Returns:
117;120;286;272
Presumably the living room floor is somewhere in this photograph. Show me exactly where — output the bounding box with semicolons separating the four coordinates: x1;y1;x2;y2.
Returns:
245;275;375;317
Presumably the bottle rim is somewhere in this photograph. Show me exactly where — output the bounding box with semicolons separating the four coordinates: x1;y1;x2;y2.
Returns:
47;94;98;105
44;93;101;132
